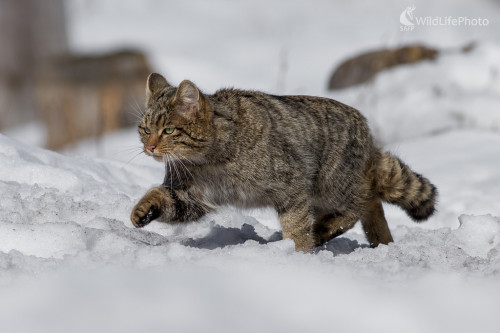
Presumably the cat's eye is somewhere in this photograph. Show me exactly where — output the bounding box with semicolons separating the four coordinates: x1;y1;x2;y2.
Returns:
144;128;151;134
163;127;175;135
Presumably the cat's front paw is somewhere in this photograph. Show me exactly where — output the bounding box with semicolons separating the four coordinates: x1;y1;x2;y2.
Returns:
131;204;161;227
131;188;166;227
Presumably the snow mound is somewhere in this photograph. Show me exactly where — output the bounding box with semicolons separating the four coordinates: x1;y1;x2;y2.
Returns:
457;214;500;259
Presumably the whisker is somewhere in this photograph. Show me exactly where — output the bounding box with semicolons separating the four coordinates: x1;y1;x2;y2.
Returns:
126;109;144;124
132;97;145;115
171;152;192;177
112;146;144;156
119;146;144;152
127;111;143;123
174;151;195;165
171;152;198;186
166;155;173;189
170;154;183;188
127;98;145;123
162;155;169;188
109;146;143;159
126;150;145;164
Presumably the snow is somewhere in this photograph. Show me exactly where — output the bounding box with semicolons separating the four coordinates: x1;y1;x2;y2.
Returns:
1;129;500;332
1;0;500;332
456;214;500;259
333;42;500;144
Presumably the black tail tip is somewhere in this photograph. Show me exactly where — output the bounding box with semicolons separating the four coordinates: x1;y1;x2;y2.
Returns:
406;188;438;222
407;204;436;222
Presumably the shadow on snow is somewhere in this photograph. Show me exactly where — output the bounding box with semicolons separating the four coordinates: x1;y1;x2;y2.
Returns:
182;223;368;256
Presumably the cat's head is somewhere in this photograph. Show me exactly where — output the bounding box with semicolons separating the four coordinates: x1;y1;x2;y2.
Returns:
139;73;213;163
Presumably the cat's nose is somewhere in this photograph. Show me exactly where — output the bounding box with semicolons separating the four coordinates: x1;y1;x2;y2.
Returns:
146;145;155;152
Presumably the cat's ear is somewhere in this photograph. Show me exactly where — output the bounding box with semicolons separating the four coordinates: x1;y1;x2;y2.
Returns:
174;80;200;119
146;73;169;96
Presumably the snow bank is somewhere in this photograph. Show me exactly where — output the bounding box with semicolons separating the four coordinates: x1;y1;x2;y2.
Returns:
1;131;500;332
333;42;500;144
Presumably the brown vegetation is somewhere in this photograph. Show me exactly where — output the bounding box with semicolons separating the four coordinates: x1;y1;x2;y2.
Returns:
36;50;152;149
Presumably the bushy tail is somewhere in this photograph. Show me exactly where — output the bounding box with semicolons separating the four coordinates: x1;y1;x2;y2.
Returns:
374;151;437;221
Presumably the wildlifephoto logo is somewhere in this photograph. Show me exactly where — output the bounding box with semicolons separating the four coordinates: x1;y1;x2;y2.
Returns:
400;5;490;32
400;5;416;29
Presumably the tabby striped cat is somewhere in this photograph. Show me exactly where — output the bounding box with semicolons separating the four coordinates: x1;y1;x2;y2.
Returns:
131;73;437;252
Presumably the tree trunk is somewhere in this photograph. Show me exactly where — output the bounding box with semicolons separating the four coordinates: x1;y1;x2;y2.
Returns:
0;0;68;129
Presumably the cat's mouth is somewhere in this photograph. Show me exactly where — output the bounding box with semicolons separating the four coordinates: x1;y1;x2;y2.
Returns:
152;152;166;162
152;155;164;162
145;147;194;164
144;148;167;161
149;152;166;162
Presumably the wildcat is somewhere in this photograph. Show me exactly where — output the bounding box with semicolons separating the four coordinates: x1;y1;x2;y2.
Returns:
131;73;437;252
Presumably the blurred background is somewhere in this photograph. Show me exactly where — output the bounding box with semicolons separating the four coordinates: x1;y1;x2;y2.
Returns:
0;0;499;156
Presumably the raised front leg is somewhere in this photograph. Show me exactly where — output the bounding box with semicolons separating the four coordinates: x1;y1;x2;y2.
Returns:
131;186;210;228
131;187;172;227
278;201;315;253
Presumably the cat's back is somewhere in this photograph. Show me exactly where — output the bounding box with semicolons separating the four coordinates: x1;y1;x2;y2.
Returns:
210;88;369;145
207;88;373;180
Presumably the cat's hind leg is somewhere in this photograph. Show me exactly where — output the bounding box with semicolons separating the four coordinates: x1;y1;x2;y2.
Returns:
360;199;393;247
312;212;358;246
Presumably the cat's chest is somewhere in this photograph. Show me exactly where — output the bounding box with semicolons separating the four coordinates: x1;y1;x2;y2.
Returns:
193;166;268;208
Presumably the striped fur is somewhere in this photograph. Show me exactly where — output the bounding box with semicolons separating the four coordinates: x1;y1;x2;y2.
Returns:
131;73;438;252
373;151;437;221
